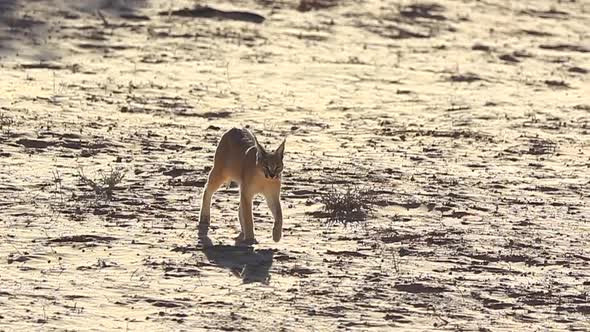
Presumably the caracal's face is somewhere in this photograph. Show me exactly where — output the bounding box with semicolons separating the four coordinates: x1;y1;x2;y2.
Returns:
255;139;285;180
258;152;284;180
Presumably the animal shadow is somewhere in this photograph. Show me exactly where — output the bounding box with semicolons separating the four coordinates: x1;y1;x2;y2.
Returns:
198;236;274;284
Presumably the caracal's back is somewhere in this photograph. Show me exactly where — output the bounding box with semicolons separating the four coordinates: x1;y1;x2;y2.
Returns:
212;128;257;184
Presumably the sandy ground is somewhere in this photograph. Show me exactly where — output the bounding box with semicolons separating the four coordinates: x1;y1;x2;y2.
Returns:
1;0;589;330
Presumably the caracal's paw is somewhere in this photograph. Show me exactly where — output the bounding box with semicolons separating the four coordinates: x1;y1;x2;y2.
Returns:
273;226;282;242
235;237;258;247
197;234;213;248
197;222;210;237
233;232;244;242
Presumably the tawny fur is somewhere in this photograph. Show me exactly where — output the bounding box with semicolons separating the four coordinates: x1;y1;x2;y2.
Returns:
198;128;285;245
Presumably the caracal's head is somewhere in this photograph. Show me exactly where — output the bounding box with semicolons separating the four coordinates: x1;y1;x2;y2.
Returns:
253;134;285;180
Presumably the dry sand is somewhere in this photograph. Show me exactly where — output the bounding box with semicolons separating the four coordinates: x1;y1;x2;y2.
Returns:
0;0;589;330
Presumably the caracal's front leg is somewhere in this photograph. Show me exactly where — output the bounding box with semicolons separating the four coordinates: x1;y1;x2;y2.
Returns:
264;189;283;242
236;190;257;246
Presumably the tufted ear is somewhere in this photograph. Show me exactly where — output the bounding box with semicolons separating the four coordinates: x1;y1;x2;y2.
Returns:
251;131;266;155
275;138;286;159
250;131;267;166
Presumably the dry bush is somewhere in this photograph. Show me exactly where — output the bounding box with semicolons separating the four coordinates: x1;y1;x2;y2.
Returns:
0;112;15;132
77;167;125;200
320;186;376;225
527;138;557;155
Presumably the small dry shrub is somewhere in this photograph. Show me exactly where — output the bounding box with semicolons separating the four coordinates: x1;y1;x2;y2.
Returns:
320;186;376;225
528;138;557;155
0;113;15;133
77;167;125;200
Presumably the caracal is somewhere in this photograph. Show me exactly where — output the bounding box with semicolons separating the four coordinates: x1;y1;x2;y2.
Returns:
198;128;286;246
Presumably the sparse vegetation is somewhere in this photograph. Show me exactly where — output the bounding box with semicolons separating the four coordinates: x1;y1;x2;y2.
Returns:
77;167;126;200
528;138;557;155
319;186;376;225
0;112;15;133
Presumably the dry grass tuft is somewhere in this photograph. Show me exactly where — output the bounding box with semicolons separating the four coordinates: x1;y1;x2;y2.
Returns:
527;138;557;155
77;167;125;200
320;186;376;225
0;112;15;132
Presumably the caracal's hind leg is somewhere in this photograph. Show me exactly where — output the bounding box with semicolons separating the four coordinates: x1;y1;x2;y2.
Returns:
234;204;245;243
235;190;257;246
198;167;226;236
